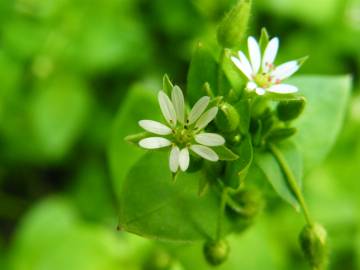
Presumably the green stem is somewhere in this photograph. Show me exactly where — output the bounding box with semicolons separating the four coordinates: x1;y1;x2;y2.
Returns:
268;143;313;226
217;48;226;96
216;186;229;240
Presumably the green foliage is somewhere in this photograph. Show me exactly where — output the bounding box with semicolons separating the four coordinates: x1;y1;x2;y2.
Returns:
118;151;233;242
290;75;352;172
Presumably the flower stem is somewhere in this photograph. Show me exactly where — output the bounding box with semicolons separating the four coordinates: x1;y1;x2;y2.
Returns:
217;48;226;96
268;143;313;226
216;186;229;240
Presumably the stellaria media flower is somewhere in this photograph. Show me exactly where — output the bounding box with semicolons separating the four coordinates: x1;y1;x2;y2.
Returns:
231;36;305;95
138;86;225;173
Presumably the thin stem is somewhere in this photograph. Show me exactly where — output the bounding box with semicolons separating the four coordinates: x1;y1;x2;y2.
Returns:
216;186;229;240
268;143;313;226
217;48;226;96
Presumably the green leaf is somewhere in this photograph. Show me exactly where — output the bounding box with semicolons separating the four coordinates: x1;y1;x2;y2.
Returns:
225;136;253;189
288;75;352;172
118;151;233;242
254;141;302;209
213;145;239;161
187;42;218;105
276;97;306;122
108;84;160;197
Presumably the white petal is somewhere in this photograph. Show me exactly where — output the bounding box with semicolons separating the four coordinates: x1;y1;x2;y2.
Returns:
231;57;252;80
256;88;266;95
169;146;180;172
246;81;257;91
190;145;219;162
268;84;298;94
248;36;261;74
271;61;299;80
139;137;172;149
238;51;254;77
262;37;279;72
139;120;172;135
195;107;218;130
188;96;210;124
195;133;225;146
158;91;177;127
171;86;185;123
179;148;190;171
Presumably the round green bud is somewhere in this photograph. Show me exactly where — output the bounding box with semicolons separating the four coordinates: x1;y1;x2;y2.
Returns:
217;0;252;48
203;239;230;266
299;223;328;270
143;249;174;270
226;189;264;233
215;102;240;132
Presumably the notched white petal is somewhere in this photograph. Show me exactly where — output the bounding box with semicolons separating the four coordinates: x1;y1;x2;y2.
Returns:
188;96;210;124
231;57;252;80
262;37;279;72
268;84;298;94
139;137;171;149
271;61;299;80
248;36;261;74
179;148;190;171
169;146;180;172
195;133;225;146
171;86;185;123
158;91;177;126
190;144;219;162
139;120;172;135
195;107;218;129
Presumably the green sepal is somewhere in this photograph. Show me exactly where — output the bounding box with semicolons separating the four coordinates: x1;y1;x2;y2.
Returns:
259;28;270;53
124;132;149;144
163;74;174;95
266;127;297;142
277;97;306;121
213;145;239;161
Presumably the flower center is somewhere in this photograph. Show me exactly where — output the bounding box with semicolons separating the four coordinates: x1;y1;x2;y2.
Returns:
253;73;272;88
173;127;194;147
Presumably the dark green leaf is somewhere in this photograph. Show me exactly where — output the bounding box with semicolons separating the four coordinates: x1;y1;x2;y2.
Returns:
118;151;233;242
277;97;306;121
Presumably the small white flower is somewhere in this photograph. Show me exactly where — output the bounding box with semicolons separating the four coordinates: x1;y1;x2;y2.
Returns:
138;86;225;173
231;36;303;95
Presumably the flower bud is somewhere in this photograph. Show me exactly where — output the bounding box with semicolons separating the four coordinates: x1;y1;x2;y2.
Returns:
299;223;328;270
226;189;264;233
203;239;230;266
215;102;240;132
277;97;306;122
217;0;252;48
143;249;174;270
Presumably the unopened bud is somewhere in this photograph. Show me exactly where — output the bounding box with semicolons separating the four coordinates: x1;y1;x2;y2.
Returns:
203;239;230;266
217;0;252;48
299;223;328;270
216;102;240;132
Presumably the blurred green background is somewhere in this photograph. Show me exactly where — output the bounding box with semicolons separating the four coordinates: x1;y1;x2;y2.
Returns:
0;0;359;269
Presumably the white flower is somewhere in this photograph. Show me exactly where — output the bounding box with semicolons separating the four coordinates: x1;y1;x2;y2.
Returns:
231;36;303;95
138;86;225;173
